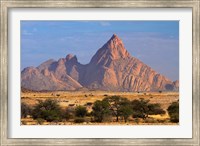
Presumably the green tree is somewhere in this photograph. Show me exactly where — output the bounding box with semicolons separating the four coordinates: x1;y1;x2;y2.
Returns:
75;105;87;117
119;99;133;122
131;98;149;119
131;98;165;119
103;96;131;122
32;99;64;122
21;103;32;118
167;101;179;123
92;100;111;122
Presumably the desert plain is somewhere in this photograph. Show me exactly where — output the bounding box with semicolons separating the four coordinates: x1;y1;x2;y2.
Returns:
21;90;179;125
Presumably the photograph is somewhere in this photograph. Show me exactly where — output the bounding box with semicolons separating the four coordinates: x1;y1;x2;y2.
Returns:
1;0;198;144
20;21;179;125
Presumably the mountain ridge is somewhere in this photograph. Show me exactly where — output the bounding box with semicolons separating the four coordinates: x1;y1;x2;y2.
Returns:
21;34;179;92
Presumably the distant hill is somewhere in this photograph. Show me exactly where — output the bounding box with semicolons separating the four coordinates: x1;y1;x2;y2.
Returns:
21;34;179;92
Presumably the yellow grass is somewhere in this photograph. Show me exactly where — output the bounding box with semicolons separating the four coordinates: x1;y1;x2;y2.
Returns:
21;91;179;110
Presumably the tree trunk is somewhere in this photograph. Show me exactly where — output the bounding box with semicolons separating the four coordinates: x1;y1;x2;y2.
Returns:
116;116;119;122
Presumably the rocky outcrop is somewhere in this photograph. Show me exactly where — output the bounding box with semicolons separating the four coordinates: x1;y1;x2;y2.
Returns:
21;34;178;91
21;55;83;91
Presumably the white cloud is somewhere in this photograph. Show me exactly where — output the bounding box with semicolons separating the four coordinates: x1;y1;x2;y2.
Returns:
22;30;32;35
99;22;111;26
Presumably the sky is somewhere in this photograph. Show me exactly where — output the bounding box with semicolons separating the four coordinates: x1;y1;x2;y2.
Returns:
21;21;179;81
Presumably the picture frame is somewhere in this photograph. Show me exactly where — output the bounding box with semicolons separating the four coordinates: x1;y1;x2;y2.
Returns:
0;0;199;145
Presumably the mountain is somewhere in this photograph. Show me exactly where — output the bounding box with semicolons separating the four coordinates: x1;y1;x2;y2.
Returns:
21;34;179;92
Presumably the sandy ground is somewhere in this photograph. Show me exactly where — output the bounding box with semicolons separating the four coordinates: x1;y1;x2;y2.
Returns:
21;91;179;110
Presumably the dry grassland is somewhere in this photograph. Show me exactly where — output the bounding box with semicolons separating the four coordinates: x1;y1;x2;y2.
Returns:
21;91;179;110
21;91;179;125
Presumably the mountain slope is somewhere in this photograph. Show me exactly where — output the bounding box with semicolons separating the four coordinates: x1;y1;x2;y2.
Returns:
82;34;176;91
21;34;178;91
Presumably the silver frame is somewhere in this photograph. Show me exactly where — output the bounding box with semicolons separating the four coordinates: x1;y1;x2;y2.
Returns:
0;0;199;145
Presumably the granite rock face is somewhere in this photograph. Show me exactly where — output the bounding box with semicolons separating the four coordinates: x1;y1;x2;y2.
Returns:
21;34;178;91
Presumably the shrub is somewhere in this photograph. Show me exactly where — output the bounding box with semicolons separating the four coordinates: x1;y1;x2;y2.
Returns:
148;103;165;115
21;121;27;125
21;103;32;118
65;107;75;120
86;111;92;117
131;98;165;119
32;99;64;122
65;111;71;120
36;118;45;125
167;101;179;123
75;105;87;117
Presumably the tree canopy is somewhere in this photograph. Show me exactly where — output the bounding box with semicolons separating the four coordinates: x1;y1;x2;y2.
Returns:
32;99;64;122
92;100;111;122
167;101;179;123
131;98;165;119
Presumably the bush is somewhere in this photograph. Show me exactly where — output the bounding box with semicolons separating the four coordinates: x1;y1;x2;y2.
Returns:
92;100;111;122
75;105;87;117
167;101;179;123
32;99;64;122
148;103;165;115
36;118;45;125
21;103;32;118
65;111;71;120
65;107;75;120
131;98;165;119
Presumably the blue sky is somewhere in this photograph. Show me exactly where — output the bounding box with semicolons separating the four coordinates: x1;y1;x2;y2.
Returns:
21;21;179;81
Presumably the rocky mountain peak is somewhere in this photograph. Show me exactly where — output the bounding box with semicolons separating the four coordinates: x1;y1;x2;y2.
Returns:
90;34;130;65
66;54;75;60
104;34;130;58
66;54;78;62
110;33;120;40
